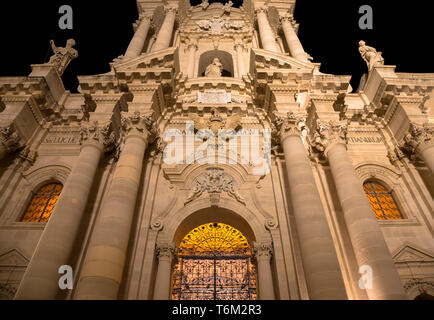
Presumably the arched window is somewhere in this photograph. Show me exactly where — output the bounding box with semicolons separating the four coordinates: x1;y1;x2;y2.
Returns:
21;183;63;223
172;222;256;300
363;181;403;220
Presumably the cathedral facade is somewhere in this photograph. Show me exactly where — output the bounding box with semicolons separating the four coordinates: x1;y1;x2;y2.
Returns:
1;0;434;300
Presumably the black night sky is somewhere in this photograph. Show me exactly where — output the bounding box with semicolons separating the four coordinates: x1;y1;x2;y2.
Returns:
0;0;432;93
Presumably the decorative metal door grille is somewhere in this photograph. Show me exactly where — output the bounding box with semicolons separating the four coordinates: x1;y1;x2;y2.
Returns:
171;222;257;300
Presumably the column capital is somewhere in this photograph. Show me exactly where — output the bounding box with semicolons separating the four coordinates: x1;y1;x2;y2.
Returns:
156;242;177;261
310;119;349;156
280;11;294;23
0;125;23;156
121;111;158;142
253;242;273;262
255;6;268;15
272;111;307;141
80;121;116;153
401;122;434;155
164;5;178;15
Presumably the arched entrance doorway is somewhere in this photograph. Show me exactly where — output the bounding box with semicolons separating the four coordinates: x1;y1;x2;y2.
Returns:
171;222;257;300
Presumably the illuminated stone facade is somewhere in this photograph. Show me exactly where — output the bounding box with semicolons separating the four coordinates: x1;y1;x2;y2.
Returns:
0;0;434;300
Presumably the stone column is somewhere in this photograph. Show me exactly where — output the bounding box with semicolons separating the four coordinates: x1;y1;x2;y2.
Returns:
401;122;434;175
151;6;177;53
185;38;198;78
255;7;280;53
274;112;347;299
312;120;407;300
235;40;246;77
124;15;152;60
75;112;156;300
280;13;309;63
253;242;275;300
15;122;108;299
153;243;176;300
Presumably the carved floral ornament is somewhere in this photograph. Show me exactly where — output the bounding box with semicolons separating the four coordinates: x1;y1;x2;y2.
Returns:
185;167;245;206
401;122;434;155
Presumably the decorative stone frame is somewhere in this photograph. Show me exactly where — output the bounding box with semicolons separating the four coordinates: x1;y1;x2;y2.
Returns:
3;163;71;226
355;161;420;226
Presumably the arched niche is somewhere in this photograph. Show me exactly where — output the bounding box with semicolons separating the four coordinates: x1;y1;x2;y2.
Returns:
198;50;234;77
172;206;256;247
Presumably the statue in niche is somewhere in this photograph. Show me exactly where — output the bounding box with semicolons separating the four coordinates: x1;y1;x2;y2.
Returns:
221;1;233;16
199;0;209;10
47;39;78;76
358;40;384;71
205;58;223;77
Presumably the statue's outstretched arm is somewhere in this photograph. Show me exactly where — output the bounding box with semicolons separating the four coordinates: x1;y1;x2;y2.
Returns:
50;40;57;53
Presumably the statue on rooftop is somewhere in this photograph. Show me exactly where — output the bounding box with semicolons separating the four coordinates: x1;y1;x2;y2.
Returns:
358;40;384;71
47;39;79;76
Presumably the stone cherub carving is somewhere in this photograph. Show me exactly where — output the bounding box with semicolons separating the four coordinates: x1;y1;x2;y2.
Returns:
205;58;223;77
358;40;384;71
47;39;78;76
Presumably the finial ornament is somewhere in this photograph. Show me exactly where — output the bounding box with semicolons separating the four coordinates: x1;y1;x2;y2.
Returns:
358;40;384;71
47;39;78;76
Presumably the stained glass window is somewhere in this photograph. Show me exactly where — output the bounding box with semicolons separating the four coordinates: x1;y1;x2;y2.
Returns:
172;222;257;300
21;183;63;223
363;181;403;220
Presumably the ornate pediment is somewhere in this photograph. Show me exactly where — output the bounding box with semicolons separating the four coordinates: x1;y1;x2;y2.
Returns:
0;249;29;267
392;244;434;263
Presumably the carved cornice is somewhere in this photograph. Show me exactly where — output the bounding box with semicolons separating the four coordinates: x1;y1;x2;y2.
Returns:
400;122;434;155
310;120;348;156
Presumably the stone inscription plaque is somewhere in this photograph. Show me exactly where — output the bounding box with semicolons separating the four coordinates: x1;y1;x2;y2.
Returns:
197;91;232;104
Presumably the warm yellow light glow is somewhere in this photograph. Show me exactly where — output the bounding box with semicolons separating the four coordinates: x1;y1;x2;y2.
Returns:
179;222;251;255
364;182;403;220
21;183;63;223
173;222;256;300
